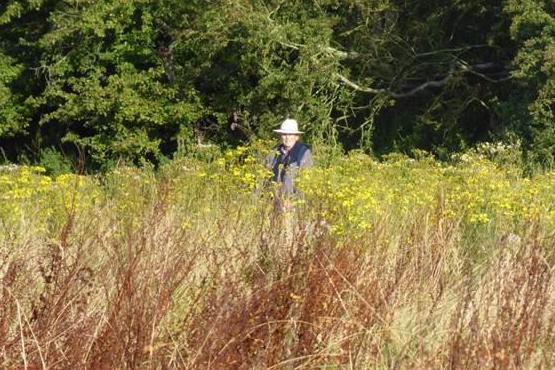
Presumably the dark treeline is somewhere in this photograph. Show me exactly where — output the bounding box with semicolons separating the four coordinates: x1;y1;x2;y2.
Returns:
0;0;553;171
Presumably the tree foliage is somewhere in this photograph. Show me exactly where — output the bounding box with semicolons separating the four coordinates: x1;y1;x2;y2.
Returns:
0;52;26;137
0;0;553;168
504;0;555;167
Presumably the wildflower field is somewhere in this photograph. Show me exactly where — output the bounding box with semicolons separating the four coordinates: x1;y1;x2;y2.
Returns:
1;143;555;369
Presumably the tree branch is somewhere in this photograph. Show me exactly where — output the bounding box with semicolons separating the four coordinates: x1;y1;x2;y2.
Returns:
324;46;361;59
325;44;490;61
336;61;511;98
334;73;387;94
389;62;458;98
412;44;490;58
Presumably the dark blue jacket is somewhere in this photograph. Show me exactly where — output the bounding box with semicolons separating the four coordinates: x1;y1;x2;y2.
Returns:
267;142;313;194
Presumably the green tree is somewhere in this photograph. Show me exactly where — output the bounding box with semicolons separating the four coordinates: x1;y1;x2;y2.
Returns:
504;0;555;168
32;0;205;167
326;0;516;155
1;0;205;168
169;0;352;142
0;0;552;169
0;52;26;138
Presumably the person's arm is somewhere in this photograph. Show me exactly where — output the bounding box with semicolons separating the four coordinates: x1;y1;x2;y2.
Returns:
265;152;275;171
299;148;313;168
266;148;282;182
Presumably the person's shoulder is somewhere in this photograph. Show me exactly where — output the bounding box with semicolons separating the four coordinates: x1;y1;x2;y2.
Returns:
298;142;311;151
295;143;311;159
302;143;313;156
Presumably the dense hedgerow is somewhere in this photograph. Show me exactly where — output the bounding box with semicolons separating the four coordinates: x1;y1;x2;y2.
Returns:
1;144;555;369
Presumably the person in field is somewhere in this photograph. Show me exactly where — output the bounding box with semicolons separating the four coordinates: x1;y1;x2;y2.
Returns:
260;118;313;265
266;118;313;201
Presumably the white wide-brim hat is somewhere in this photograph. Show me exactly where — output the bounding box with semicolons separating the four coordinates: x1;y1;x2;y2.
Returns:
273;118;304;134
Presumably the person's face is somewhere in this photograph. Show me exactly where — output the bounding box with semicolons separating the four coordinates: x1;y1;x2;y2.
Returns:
280;134;300;150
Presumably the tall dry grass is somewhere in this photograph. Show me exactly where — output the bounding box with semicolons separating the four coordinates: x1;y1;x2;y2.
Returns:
1;161;555;369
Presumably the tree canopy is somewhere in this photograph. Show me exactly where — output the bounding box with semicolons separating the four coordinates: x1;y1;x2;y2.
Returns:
0;0;553;169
